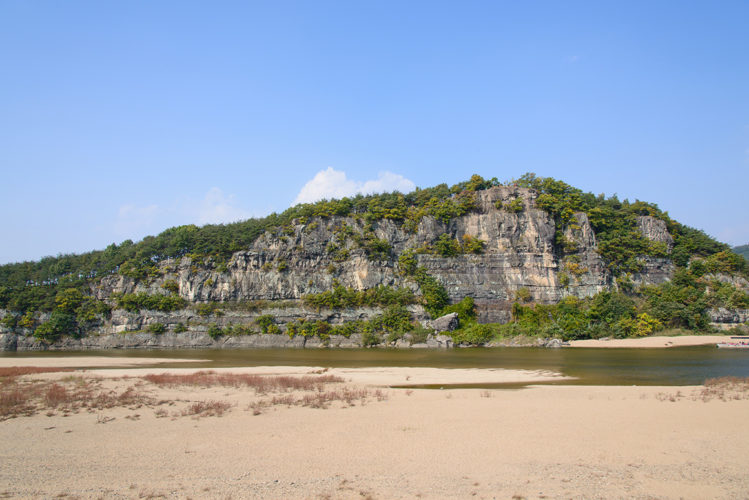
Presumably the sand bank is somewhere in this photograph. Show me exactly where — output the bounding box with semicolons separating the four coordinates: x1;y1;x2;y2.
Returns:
569;334;737;348
1;367;748;499
1;360;573;386
0;355;205;368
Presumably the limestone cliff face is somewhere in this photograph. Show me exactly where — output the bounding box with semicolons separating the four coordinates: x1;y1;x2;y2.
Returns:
88;186;674;331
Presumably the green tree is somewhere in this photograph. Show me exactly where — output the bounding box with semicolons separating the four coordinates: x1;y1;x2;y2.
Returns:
434;234;461;257
34;310;77;342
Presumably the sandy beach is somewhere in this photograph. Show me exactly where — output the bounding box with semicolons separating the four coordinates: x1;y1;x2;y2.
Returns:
568;334;738;348
1;357;748;499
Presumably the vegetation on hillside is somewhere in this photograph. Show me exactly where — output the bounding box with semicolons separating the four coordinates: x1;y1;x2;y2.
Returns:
734;244;749;261
1;173;746;344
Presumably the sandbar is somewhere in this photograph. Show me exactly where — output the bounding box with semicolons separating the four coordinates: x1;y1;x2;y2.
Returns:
569;334;737;348
1;364;748;498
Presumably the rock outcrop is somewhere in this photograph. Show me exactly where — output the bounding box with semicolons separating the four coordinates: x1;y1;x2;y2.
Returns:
427;313;460;332
2;186;684;350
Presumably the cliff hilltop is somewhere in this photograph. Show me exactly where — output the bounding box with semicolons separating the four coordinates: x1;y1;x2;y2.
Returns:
1;174;747;350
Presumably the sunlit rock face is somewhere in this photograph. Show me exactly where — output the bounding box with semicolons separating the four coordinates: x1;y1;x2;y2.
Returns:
92;186;674;327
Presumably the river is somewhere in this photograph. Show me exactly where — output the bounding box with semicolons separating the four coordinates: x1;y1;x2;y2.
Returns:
3;346;749;386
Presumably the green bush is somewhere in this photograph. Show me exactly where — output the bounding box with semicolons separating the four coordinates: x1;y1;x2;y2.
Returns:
114;292;186;313
194;303;215;317
434;234;461;257
207;324;224;339
1;313;19;330
440;296;476;322
368;305;414;334
409;326;431;344
161;280;179;294
19;310;37;329
303;283;416;310
34;311;77;342
255;314;275;333
359;235;391;261
461;235;485;254
361;329;381;347
514;287;532;303
222;323;256;336
506;198;523;213
174;322;187;333
452;322;495;345
147;323;166;334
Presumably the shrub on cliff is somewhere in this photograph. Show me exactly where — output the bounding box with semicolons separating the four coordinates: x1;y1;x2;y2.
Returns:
255;314;276;334
451;322;496;345
434;234;461;257
440;296;476;322
207;324;223;339
113;292;186;313
302;284;416;310
34;311;77;342
147;323;166;334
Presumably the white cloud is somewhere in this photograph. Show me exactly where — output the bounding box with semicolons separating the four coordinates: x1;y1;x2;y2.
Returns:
114;187;253;239
293;167;416;205
195;187;252;225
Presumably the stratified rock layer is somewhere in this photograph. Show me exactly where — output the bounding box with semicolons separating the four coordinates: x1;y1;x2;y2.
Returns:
2;186;683;349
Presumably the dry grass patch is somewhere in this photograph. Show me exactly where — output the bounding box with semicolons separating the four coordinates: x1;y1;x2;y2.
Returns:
700;376;749;401
1;369;387;420
182;400;232;418
250;387;387;414
143;370;344;393
654;377;749;403
0;373;157;420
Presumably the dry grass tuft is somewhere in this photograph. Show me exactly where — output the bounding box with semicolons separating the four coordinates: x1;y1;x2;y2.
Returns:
0;388;33;417
249;387;387;413
699;376;749;402
654;377;749;403
182;400;232;418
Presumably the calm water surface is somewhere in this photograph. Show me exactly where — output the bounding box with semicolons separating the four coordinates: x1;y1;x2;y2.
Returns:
3;346;749;386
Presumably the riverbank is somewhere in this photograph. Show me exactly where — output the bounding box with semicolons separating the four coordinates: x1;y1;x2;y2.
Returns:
1;362;748;498
569;334;737;348
2;331;740;352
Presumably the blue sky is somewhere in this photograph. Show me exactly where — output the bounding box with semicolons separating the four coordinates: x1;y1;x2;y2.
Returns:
1;1;748;264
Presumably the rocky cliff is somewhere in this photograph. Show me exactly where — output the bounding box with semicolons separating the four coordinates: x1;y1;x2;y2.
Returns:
9;182;735;351
92;187;672;330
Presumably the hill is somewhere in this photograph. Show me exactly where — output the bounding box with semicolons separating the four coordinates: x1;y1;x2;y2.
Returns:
734;244;749;260
1;174;747;350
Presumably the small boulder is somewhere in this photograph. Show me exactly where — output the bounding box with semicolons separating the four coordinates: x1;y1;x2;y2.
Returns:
544;338;564;348
426;334;454;349
427;312;459;332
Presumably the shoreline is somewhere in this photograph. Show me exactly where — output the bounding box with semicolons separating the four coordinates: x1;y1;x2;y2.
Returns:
1;333;738;353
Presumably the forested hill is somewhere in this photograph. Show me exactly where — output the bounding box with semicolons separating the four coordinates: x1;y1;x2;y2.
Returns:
734;245;749;260
0;173;743;316
2;174;748;351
